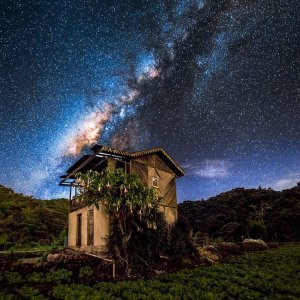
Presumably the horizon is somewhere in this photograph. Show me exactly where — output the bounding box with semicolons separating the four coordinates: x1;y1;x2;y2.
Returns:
1;180;298;204
1;0;299;201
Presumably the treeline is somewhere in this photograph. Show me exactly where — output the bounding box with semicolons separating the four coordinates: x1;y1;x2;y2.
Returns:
179;184;300;243
0;185;68;250
1;182;299;250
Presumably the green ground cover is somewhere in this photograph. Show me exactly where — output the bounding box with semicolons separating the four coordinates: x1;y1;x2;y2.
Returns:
1;245;299;299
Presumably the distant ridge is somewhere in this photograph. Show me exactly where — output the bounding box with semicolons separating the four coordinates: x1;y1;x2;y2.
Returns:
179;184;300;243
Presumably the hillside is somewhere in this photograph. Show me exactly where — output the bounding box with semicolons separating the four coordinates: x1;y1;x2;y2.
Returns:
1;182;299;250
0;185;68;250
179;184;300;243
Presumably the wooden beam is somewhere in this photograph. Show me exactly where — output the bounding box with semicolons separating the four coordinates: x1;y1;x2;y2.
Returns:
59;154;97;185
91;157;108;171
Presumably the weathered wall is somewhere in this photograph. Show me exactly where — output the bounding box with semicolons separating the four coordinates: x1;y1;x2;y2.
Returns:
131;154;178;224
68;202;109;252
107;157;117;170
159;205;177;224
93;204;109;249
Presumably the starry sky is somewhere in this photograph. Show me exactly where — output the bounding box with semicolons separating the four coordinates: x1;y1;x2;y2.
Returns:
1;0;299;201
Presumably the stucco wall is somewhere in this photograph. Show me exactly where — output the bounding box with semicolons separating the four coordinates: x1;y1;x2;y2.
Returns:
93;204;109;248
159;205;177;225
68;202;109;251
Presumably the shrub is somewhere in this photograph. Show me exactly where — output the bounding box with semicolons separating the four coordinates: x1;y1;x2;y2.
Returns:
45;268;72;283
169;217;199;263
26;272;44;283
18;286;46;299
0;292;15;300
79;266;93;278
5;272;22;285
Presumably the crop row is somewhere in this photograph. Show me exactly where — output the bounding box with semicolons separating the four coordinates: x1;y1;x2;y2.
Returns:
1;245;299;299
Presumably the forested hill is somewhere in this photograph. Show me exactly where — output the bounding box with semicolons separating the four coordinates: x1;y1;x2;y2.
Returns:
1;182;300;249
0;185;68;250
179;184;300;243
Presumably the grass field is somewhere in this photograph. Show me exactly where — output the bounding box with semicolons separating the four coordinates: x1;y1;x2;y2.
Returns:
1;245;300;299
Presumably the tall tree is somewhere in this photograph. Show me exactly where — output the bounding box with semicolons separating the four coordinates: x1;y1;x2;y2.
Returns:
76;168;163;275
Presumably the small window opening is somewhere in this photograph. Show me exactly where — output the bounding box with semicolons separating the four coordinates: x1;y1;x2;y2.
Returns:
152;177;159;188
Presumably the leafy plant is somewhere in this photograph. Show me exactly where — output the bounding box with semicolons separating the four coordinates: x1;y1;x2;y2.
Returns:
0;232;8;246
79;266;93;278
18;286;46;299
49;245;300;299
0;292;15;300
45;268;72;283
26;272;44;283
5;272;22;285
76;168;160;212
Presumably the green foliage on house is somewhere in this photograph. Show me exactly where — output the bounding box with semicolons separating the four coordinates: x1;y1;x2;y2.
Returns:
76;168;169;275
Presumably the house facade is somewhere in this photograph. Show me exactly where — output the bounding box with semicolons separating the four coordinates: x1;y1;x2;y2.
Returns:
60;145;184;252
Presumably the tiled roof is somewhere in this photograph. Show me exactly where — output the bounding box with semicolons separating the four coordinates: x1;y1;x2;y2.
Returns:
92;145;185;177
60;145;185;185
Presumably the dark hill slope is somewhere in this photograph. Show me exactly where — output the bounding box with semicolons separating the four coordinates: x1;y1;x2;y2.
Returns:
1;183;299;248
178;185;300;242
0;185;68;249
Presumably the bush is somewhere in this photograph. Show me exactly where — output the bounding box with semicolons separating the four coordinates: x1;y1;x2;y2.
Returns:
26;272;44;283
107;209;170;275
18;286;46;299
45;268;72;283
79;266;93;278
169;217;199;263
5;272;22;285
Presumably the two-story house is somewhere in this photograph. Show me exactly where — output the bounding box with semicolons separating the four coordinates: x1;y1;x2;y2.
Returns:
59;145;184;252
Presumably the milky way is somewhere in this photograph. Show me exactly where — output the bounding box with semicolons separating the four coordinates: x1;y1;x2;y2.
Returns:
0;0;299;200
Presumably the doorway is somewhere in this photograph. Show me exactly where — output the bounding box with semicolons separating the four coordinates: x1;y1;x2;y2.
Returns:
76;214;82;246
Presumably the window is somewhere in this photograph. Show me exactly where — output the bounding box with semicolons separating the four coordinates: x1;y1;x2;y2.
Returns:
87;209;94;246
152;176;159;188
116;161;130;174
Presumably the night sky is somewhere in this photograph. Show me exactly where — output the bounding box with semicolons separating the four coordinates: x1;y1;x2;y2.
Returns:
1;0;299;201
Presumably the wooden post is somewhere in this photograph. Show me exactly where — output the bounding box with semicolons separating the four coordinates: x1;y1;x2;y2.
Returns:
82;253;116;279
112;259;116;279
69;185;72;201
68;185;72;211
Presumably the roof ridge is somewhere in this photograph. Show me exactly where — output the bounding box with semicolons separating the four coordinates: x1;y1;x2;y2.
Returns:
130;147;185;175
91;144;184;177
131;147;163;155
